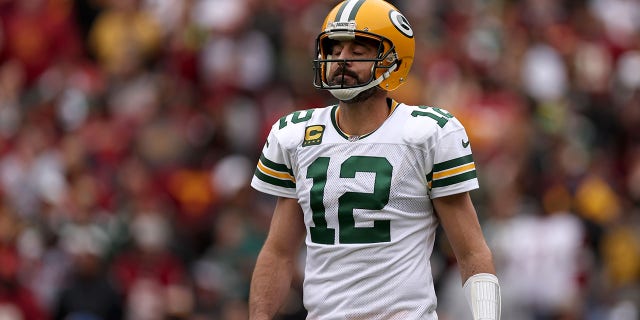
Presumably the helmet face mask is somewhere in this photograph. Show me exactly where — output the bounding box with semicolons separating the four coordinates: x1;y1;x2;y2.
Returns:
312;0;415;100
314;32;395;89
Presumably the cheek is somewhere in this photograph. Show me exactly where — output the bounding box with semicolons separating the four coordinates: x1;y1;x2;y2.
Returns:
328;62;339;73
355;63;374;78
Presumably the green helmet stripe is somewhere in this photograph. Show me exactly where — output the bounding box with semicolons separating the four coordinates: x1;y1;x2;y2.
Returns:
335;0;366;22
334;1;349;22
347;0;366;21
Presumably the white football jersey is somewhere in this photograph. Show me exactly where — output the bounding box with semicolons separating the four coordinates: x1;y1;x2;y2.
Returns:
251;99;479;320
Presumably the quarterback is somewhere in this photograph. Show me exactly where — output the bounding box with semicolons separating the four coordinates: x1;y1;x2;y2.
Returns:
249;0;501;319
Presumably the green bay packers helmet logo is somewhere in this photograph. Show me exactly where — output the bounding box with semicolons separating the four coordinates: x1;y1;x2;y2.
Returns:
389;10;413;38
303;125;325;147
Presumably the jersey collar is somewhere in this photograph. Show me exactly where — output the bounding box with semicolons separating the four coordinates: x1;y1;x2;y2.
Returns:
331;98;399;142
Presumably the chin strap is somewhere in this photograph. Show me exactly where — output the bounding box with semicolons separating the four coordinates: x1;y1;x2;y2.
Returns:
463;273;501;320
328;63;397;101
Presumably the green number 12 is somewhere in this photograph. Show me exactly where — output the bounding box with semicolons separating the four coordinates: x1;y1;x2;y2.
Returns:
306;156;392;244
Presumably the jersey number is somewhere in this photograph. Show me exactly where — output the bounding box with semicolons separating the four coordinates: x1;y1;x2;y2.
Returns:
411;106;453;127
306;156;392;244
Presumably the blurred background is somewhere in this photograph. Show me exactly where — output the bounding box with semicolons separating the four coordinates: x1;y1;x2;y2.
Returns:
0;0;638;319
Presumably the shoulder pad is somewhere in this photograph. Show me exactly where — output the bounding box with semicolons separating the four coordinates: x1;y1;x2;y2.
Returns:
270;108;320;149
399;105;464;144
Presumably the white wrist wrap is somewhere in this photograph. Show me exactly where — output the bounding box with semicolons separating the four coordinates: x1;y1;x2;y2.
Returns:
463;273;501;320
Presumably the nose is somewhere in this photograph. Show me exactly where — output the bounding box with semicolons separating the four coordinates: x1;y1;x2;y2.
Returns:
335;55;352;68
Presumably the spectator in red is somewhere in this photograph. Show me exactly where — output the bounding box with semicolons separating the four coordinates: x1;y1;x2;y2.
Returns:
0;249;49;319
110;211;192;319
0;0;83;85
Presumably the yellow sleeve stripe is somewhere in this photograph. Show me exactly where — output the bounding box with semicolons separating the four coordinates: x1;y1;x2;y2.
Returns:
257;160;296;182
433;163;476;180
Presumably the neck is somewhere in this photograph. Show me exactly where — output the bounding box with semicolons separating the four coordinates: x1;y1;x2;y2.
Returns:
337;93;391;136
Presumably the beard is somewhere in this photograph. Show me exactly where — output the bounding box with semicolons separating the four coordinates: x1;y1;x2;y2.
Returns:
328;67;381;103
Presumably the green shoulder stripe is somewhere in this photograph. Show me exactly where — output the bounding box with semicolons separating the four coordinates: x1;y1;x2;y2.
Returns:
432;170;477;188
433;154;474;172
260;153;293;176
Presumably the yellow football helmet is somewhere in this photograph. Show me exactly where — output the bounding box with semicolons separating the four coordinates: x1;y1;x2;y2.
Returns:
313;0;415;101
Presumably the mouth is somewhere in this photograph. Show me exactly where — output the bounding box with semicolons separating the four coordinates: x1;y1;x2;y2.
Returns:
329;69;359;86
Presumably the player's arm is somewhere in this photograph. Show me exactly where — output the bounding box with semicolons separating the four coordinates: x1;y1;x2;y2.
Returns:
433;192;495;279
249;196;306;320
433;191;501;320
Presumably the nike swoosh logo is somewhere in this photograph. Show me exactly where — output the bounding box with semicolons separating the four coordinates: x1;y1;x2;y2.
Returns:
462;139;470;148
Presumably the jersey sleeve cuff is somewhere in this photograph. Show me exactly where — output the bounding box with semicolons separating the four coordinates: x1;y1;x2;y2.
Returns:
251;177;297;199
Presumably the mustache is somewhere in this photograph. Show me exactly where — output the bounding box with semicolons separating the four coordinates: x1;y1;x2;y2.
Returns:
330;67;359;82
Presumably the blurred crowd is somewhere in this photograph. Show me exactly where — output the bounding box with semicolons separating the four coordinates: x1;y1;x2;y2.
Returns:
0;0;638;319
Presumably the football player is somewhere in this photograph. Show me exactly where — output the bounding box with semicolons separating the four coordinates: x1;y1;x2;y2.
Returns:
249;0;501;319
